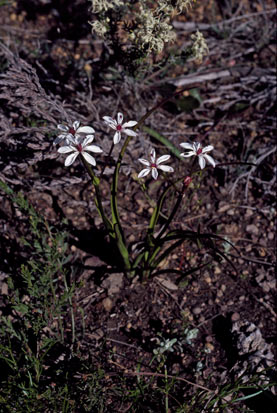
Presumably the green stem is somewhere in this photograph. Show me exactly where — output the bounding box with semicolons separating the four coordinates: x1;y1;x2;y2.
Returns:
109;87;197;271
63;274;75;344
80;156;113;233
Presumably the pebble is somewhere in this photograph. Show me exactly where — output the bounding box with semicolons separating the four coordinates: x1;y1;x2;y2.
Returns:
156;277;178;291
227;208;235;216
268;232;274;240
102;273;124;295
246;224;259;235
231;312;240;322
102;297;113;312
218;204;230;213
205;335;213;342
245;209;254;217
205;342;214;352
192;306;202;315
204;275;212;284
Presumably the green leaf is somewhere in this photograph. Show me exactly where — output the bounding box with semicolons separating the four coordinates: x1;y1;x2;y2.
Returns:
142;126;183;160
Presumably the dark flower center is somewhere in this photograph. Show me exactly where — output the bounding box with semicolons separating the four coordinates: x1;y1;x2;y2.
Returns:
69;127;76;135
150;163;157;168
76;144;83;152
116;125;122;131
196;148;202;155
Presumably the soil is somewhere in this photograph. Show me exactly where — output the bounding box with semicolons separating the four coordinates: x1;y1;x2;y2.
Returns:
0;1;276;412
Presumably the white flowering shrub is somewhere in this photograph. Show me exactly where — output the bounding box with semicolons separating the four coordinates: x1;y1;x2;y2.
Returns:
88;0;207;74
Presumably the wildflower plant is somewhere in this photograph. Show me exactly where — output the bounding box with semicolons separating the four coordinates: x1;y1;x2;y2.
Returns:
88;0;206;74
54;88;237;281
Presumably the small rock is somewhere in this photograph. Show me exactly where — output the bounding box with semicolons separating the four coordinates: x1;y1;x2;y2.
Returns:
204;275;212;284
227;208;235;216
245;209;254;217
128;234;135;242
268;232;274;240
156;277;178;291
102;297;113;312
246;224;259;235
102;273;124;295
218;204;230;213
192;306;202;315
205;342;214;352
205;335;213;342
94;216;102;226
1;283;8;295
231;312;240;322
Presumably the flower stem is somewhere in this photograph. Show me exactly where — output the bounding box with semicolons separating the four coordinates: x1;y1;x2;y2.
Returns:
80;156;113;233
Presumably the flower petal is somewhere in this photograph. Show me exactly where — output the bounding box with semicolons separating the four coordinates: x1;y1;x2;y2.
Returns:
54;134;67;145
198;155;206;169
77;126;95;134
138;158;150;166
180;151;195;158
156;154;170;165
82;152;96;166
122;129;137;137
117;112;124;124
152;168;158;180
180;142;194;150
150;149;156;164
73;120;80;130
123;120;137;128
138;168;150;178
57;124;69;132
202;145;214;154
158;165;174;173
204;154;216;167
65;152;79;166
113;131;121;144
194;142;201;152
85;145;103;153
58;145;76;153
82;135;94;146
103;116;116;125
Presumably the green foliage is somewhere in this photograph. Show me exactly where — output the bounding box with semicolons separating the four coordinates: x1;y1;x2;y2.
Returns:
0;181;74;411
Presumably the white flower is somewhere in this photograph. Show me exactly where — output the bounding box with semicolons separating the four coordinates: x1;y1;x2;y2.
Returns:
138;148;174;180
103;112;137;144
180;142;215;169
54;121;95;145
57;135;102;167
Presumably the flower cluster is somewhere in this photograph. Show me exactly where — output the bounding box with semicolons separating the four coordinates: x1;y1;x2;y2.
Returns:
89;0;201;59
190;30;209;62
55;113;216;177
90;0;124;13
